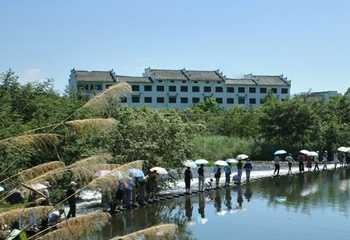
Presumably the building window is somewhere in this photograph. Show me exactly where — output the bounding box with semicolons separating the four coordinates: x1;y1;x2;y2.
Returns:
217;81;222;84
271;88;277;94
249;98;256;104
238;87;245;93
158;80;163;83
180;86;188;92
181;97;188;103
169;96;177;103
144;97;152;103
169;86;176;92
206;81;210;84
249;87;256;93
144;85;152;91
192;86;200;92
96;84;102;91
182;80;186;83
260;98;266;104
131;85;139;91
192;97;200;103
227;87;234;93
157;85;164;92
260;88;267;94
215;87;223;92
281;88;289;94
170;80;175;83
238;96;245;104
216;98;223;104
194;81;198;83
105;84;112;89
227;98;234;104
157;97;164;103
204;86;211;92
120;96;127;103
90;85;94;90
131;95;140;103
84;85;89;90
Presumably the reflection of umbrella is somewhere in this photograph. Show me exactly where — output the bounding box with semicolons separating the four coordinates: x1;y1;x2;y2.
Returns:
128;168;145;178
299;149;309;155
338;146;348;152
307;151;318;157
183;160;197;168
200;218;208;224
226;159;238;164
274;150;287;155
214;160;228;166
150;167;168;175
95;170;112;177
195;159;209;165
237;154;249;160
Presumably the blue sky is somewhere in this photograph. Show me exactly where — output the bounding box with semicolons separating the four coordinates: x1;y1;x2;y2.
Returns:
1;0;349;94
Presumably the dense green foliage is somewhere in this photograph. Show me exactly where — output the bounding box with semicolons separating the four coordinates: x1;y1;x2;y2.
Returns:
1;69;350;177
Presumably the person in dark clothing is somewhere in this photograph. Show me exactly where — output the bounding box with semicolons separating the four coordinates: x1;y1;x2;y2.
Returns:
214;167;221;188
185;195;193;222
346;153;350;167
224;163;232;187
66;182;77;219
198;193;206;220
273;155;280;176
146;170;158;201
184;167;193;194
198;165;205;192
298;154;305;173
243;160;253;182
236;160;243;184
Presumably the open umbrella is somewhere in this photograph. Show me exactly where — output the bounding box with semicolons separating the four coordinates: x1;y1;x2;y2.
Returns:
226;158;238;164
30;183;48;191
128;168;145;178
274;150;287;155
307;151;319;157
338;146;348;152
195;159;209;165
237;154;249;160
0;186;4;192
150;167;168;175
299;149;309;155
346;147;350;153
183;160;197;168
214;160;228;167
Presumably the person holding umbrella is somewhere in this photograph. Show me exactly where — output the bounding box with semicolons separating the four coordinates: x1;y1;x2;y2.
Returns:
235;155;247;184
214;167;221;189
286;153;294;174
195;159;208;192
322;151;328;170
273;155;281;176
243;159;253;182
224;163;232;187
184;167;193;194
297;151;306;173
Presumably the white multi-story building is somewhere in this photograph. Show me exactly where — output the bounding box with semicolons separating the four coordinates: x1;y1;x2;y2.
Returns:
69;68;291;109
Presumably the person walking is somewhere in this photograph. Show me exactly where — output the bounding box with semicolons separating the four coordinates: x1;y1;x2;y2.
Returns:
298;154;305;173
273;155;280;176
243;160;253;182
224;163;232;187
286;154;294;174
334;152;340;169
313;153;320;171
338;152;344;167
66;181;77;218
197;165;205;192
214;167;221;188
236;160;243;184
306;156;312;172
322;151;328;170
184;167;193;194
346;152;350;167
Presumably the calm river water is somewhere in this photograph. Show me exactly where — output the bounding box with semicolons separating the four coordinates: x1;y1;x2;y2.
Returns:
97;169;350;240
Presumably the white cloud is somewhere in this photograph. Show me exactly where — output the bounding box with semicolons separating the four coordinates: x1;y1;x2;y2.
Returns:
21;68;43;83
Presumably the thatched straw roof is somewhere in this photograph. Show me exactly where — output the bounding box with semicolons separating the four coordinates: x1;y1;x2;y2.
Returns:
111;224;177;240
29;166;94;186
69;153;114;168
0;206;51;226
36;212;111;240
0;134;61;150
18;161;65;182
87;160;143;192
81;82;131;114
65;118;118;135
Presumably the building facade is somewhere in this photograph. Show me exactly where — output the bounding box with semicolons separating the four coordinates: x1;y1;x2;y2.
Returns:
69;68;291;109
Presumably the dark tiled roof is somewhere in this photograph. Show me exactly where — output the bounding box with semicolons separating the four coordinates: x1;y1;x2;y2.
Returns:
116;75;152;83
246;75;290;86
73;70;115;82
146;69;187;80
225;78;256;86
185;70;224;81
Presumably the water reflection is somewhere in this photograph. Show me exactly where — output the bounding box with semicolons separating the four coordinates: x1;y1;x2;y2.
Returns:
100;169;350;240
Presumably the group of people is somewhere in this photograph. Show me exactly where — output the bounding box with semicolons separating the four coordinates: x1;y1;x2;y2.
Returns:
184;159;253;194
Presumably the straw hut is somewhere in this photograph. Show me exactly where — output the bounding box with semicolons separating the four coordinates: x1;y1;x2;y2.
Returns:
111;224;177;240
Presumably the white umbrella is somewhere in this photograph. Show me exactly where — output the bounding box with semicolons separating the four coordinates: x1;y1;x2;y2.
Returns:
30;183;48;191
150;167;168;175
299;149;310;155
183;160;197;168
195;159;209;165
0;186;4;192
346;147;350;153
338;146;348;152
226;158;238;164
308;151;319;157
237;154;249;160
274;150;287;155
214;160;228;166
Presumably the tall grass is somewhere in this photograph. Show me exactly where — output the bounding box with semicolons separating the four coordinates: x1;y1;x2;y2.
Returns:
0;206;51;226
111;224;177;240
18;161;65;182
191;135;256;161
65;118;118;135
